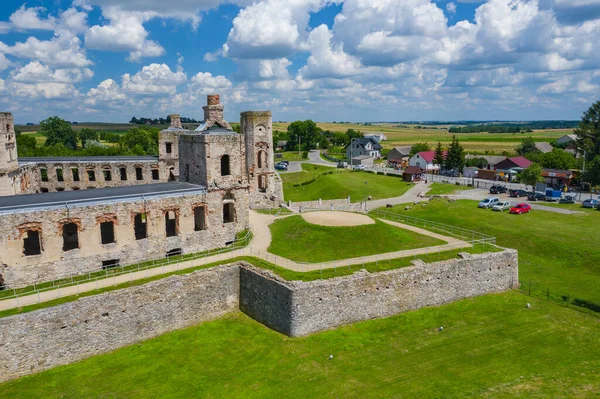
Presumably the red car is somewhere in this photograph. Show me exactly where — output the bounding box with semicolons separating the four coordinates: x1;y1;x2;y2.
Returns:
509;203;531;214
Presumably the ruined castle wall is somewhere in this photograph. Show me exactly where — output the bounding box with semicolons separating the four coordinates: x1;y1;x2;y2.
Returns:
29;159;168;193
0;188;249;288
239;250;518;337
0;265;240;383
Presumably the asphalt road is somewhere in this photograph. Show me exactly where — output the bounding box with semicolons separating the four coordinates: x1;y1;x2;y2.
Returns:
307;150;337;167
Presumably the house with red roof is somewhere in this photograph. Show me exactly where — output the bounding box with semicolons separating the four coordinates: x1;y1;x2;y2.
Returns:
408;150;447;171
493;156;532;172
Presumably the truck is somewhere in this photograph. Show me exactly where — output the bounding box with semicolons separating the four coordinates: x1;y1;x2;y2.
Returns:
545;188;562;202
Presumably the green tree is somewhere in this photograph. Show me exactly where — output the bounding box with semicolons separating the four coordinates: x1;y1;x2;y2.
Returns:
516;136;538;156
39;116;78;149
583;156;600;187
119;126;159;155
433;142;445;170
519;163;544;187
16;134;37;155
575;100;600;160
410;142;431;157
286;120;323;151
540;148;576;170
445;135;465;172
79;128;99;148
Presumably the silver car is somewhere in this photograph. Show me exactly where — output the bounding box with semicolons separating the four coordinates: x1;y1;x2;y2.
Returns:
492;201;511;212
582;199;599;208
478;197;499;208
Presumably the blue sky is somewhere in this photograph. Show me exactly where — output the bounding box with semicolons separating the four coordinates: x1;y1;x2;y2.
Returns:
0;0;599;123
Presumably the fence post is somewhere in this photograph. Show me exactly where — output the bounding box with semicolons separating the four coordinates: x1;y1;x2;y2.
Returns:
528;281;531;296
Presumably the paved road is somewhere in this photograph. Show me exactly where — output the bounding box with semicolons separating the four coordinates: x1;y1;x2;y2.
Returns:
307;150;337;167
278;161;302;173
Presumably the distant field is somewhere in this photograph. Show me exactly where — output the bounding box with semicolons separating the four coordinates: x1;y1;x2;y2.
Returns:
3;293;600;398
273;122;573;154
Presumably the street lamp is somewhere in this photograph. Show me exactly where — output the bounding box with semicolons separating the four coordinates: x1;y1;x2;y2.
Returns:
364;181;369;210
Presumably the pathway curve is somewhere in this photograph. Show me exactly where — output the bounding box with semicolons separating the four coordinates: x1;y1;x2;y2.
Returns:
307;150;338;167
0;209;471;312
368;182;432;210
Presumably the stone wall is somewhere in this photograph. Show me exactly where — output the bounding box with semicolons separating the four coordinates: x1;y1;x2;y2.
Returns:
0;264;239;383
289;198;366;213
0;249;518;382
0;188;249;288
239;250;518;337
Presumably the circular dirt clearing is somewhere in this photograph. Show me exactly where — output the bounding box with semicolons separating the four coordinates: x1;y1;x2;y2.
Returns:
301;211;375;227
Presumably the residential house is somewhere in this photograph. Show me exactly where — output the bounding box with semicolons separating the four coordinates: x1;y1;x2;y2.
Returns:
364;132;387;142
386;146;412;168
408;150;447;172
542;169;573;187
534;142;553;153
494;156;532;181
345;137;382;160
276;140;288;151
465;155;506;170
556;134;577;146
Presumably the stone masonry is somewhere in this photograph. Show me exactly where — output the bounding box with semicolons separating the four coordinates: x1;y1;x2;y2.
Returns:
0;249;517;383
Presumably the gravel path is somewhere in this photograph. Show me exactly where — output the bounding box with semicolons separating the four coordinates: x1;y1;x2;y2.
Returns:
302;211;375;226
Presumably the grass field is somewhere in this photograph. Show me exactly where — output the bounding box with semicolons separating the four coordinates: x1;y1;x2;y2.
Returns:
3;292;599;398
380;199;600;304
281;164;411;202
274;151;307;162
427;183;474;196
273;122;571;154
267;215;444;262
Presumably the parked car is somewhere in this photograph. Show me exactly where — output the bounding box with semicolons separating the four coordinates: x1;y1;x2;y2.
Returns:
478;197;500;209
279;160;290;166
559;196;575;204
275;163;288;171
510;203;532;214
489;185;507;194
492;201;511;212
582;199;599;208
337;162;348;168
527;192;545;201
352;164;365;170
509;189;528;198
441;170;460;177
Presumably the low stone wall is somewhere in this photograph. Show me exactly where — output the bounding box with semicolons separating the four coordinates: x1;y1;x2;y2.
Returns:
239;250;518;337
289;198;366;213
0;265;239;383
0;249;518;383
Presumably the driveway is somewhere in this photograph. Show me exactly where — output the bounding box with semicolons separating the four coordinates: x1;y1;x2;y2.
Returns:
307;150;338;167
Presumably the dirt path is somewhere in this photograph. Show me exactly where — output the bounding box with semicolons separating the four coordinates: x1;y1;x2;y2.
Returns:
302;211;375;226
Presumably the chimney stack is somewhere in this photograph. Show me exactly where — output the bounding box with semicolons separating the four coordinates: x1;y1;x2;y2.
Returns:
170;114;182;129
203;94;224;123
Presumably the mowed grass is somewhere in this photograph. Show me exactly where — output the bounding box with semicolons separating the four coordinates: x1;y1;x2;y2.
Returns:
281;164;411;202
274;151;306;162
427;183;474;196
380;199;600;303
3;292;600;398
268;215;444;262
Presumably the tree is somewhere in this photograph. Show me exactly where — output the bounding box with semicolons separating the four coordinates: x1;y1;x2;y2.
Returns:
516;136;538;156
286;120;323;151
433;142;445;170
410;142;431;157
575;100;600;160
119;126;159;155
519;163;544;187
39;116;78;149
583;156;600;186
16;134;37;155
540;148;576;170
445;135;465;172
79;128;99;148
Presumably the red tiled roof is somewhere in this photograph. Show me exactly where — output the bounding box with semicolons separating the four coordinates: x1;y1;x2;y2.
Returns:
417;150;447;163
404;166;424;174
509;156;532;168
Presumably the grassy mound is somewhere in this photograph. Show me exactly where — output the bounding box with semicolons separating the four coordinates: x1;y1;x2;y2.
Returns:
281;164;411;202
3;292;600;398
268;215;444;262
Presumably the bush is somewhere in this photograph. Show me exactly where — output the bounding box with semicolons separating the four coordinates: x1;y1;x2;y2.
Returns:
572;298;600;313
301;151;309;159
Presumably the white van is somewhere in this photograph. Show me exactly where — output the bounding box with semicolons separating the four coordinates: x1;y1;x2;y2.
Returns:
478;197;499;209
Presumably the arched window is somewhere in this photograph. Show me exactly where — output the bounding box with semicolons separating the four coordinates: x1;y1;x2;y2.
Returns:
221;155;231;176
223;203;235;223
257;150;268;169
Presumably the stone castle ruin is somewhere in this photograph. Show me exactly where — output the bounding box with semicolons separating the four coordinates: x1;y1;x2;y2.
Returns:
0;95;283;288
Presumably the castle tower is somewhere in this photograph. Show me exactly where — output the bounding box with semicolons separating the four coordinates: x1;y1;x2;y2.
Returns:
0;113;20;196
241;111;283;203
195;94;233;132
158;114;188;181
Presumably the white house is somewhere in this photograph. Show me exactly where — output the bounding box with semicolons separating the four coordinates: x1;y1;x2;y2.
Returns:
345;137;382;160
408;150;446;171
364;132;388;142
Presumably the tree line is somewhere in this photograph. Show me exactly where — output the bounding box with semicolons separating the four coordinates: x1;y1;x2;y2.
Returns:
273;120;364;151
129;115;199;125
17;116;159;157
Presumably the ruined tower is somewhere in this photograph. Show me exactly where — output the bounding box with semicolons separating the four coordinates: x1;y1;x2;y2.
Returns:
241;110;283;204
0;113;20;196
159;114;188;181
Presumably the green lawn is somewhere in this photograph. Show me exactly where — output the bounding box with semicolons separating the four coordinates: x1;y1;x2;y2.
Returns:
274;151;307;162
427;183;474;196
3;292;600;398
281;164;412;202
378;199;600;304
268;215;444;262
